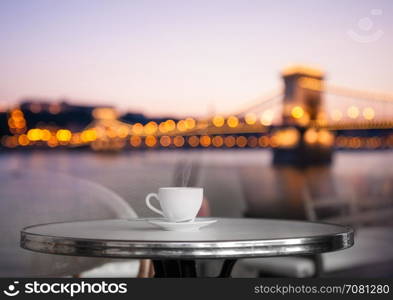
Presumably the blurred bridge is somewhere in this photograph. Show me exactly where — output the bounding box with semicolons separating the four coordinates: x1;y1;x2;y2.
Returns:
4;66;393;152
84;65;393;152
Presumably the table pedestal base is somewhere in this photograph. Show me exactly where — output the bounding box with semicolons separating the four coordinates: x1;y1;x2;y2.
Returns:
153;259;237;278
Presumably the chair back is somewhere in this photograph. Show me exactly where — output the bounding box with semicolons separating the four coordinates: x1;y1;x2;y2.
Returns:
303;171;393;227
302;173;358;225
0;169;137;277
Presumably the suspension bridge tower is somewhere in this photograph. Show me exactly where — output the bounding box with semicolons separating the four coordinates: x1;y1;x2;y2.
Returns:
273;65;334;166
282;66;324;125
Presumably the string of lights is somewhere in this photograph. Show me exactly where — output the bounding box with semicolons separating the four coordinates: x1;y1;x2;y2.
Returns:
1;81;392;150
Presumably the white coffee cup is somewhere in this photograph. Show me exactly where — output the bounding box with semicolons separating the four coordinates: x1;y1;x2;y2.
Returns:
145;187;203;222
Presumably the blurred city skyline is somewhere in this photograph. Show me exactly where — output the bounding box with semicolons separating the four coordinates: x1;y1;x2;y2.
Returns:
1;0;393;117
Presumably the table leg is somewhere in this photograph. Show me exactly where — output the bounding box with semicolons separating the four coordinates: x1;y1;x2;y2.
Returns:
163;260;181;277
218;259;237;278
153;259;237;278
153;260;182;277
180;260;197;277
312;254;324;277
152;260;165;278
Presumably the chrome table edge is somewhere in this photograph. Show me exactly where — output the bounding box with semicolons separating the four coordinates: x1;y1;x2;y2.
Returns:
20;225;354;260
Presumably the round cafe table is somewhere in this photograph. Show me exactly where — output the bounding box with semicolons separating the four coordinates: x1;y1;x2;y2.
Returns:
20;218;353;278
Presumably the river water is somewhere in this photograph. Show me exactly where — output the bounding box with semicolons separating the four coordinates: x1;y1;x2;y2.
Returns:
1;149;392;221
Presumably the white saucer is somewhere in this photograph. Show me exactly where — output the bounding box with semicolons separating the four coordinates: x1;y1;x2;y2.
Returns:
147;218;217;231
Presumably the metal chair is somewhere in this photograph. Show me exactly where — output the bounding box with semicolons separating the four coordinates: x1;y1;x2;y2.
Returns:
302;180;393;277
0;169;147;277
237;170;393;277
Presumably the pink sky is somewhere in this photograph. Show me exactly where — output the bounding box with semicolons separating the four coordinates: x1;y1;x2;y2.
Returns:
0;0;392;117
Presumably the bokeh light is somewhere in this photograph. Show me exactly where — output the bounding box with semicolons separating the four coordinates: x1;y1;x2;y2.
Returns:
291;106;304;119
304;128;318;144
200;135;211;147
227;116;239;128
185;118;196;130
258;136;269;147
27;129;43;141
245;113;257;125
132;123;144;135
347;106;359;119
160;136;171;147
260;110;274;126
362;107;375;120
130;135;142;147
144;121;158;135
145;135;157;147
173;136;185;147
212;136;224;147
224;136;236;147
56;129;72;142
273;128;300;148
188;136;199;147
166;120;176;131
177;120;187;132
318;130;334;146
81;129;97;142
18;134;29;146
212;115;225;128
236;136;247;147
247;136;258;148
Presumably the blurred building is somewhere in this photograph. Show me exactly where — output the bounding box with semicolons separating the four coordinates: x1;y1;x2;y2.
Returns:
19;100;97;132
